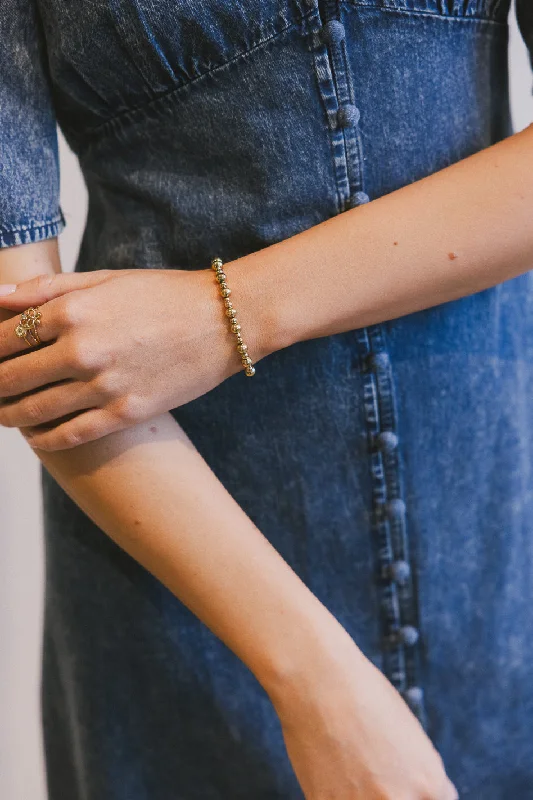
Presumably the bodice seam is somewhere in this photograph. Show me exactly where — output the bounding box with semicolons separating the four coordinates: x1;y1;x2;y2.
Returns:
66;8;316;152
344;1;508;25
63;0;506;154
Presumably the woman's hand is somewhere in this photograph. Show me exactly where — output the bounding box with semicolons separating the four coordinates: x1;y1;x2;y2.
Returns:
0;266;268;450
271;634;458;800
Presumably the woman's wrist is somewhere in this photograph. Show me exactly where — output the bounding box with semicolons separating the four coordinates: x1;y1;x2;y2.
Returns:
221;125;533;368
221;252;296;366
255;596;367;710
193;262;279;382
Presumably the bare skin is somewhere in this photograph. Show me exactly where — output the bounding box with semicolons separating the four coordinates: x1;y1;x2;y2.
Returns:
5;120;533;797
0;239;457;798
0;123;532;450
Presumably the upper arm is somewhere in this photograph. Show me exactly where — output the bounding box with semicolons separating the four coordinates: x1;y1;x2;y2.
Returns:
0;0;66;249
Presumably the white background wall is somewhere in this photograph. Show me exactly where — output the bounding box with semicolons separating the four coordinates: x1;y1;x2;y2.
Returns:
2;11;533;799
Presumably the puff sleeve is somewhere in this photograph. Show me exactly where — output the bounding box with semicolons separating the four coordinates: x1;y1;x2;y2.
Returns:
0;0;65;248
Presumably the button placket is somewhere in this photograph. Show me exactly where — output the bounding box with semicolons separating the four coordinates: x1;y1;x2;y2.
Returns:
357;324;426;728
309;0;366;213
308;0;424;726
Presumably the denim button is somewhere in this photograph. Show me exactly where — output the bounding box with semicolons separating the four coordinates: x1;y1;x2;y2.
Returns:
320;19;345;45
387;497;406;521
405;686;424;705
351;191;370;205
400;625;420;646
337;103;360;128
376;431;398;453
366;351;389;371
390;559;411;584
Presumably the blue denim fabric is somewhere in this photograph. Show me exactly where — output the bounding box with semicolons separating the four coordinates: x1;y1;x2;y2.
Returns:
2;1;533;798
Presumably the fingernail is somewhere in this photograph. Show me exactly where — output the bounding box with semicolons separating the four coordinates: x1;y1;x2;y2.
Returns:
0;284;17;296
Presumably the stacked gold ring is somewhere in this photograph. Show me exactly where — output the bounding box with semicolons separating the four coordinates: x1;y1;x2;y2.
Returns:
14;306;42;348
211;258;256;377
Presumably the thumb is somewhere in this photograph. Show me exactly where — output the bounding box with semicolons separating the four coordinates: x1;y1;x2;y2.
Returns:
0;269;113;309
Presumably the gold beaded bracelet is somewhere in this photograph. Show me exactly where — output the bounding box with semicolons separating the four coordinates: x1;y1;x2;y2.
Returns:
211;257;256;377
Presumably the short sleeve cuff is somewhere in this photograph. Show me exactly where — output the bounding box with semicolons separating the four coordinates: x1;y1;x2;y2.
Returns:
0;209;66;249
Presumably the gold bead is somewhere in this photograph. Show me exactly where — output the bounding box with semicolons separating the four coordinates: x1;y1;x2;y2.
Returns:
210;255;256;377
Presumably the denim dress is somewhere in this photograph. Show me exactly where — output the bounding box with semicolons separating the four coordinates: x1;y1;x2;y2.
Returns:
2;1;533;797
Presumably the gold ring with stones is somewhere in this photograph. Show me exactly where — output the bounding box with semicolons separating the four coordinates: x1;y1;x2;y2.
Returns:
14;306;42;348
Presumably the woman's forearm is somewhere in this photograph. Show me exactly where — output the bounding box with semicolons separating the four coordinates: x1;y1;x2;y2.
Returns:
0;241;353;700
232;123;533;355
7;113;530;698
32;411;356;703
3;125;531;452
38;411;350;697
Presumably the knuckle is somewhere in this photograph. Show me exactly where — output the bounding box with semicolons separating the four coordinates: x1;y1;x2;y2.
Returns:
93;371;119;399
0;364;15;396
93;346;112;371
114;395;144;424
60;429;86;449
22;397;46;425
58;296;83;328
37;425;86;451
36;273;54;292
66;337;99;373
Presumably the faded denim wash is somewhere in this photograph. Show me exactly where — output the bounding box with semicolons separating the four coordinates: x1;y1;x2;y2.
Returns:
2;0;533;797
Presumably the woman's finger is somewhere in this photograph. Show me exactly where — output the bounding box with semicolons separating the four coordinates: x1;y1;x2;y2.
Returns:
0;269;113;311
0;296;66;359
0;381;97;428
0;344;72;398
22;407;125;451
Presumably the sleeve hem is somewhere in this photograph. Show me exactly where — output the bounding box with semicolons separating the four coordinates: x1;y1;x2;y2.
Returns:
0;211;66;249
